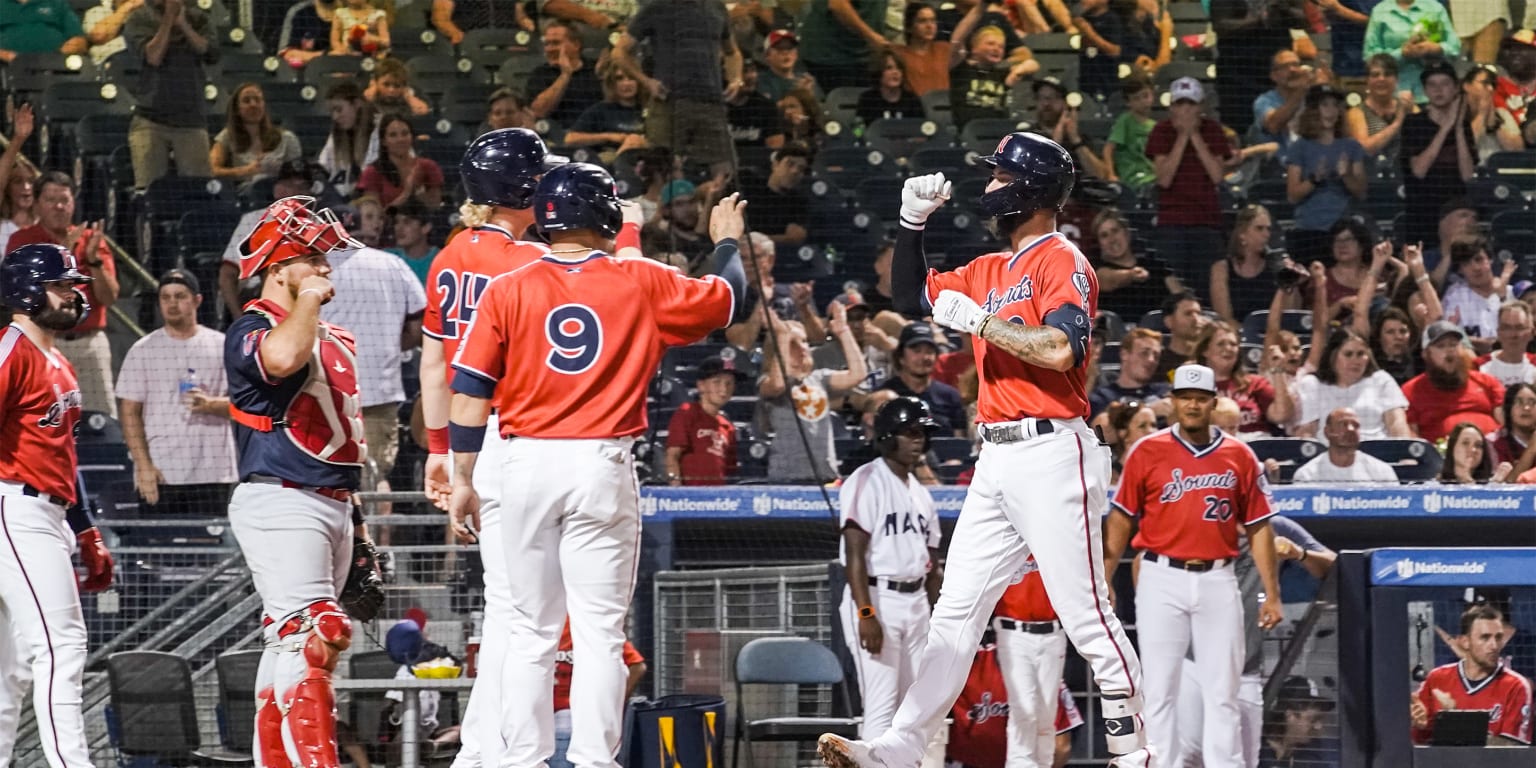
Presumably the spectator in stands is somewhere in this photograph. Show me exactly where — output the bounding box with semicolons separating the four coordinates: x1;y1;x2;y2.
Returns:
365;56;432;117
481;87;535;136
1321;219;1383;322
84;0;142;65
331;0;389;56
431;0;533;45
617;0;741;173
856;53;928;125
758;29;820;102
1089;327;1171;418
759;310;868;482
641;180;718;275
1284;85;1368;262
351;196;386;248
1442;235;1514;350
358;114;445;209
1254;49;1320;148
798;0;891;92
385;198;437;285
1154;291;1206;381
0;0;88;59
1495;32;1536;126
1147;77;1234;298
816;295;898;398
1193;319;1295;436
877;323;967;435
1479;301;1536;386
123;0;218;190
777;90;826;149
10;172;118;415
1463;66;1525;160
1488;382;1536;472
1345;54;1417;164
1073;0;1163;101
219;160;320;316
529;20;605;127
1410;604;1533;745
1371;306;1422;383
1210;205;1279;323
1317;0;1374;81
737;144;811;248
727;60;787;151
1030;78;1109;178
893;2;951;95
1093;209;1181;321
1210;0;1309;133
1421;198;1478;282
1365;0;1460;102
664;356;740;485
725;230;828;347
0;104;38;256
116;269;237;515
1103;75;1157;192
623;146;677;223
1293;327;1412;440
1437;420;1512;482
1403;320;1506;441
210;83;304;191
563;69;647;159
278;0;336;68
1293;407;1402;482
540;0;631;34
319;80;379;197
1101;398;1158;483
949;21;1038;130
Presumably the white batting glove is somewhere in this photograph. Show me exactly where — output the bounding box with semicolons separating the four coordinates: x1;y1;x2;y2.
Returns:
899;172;952;228
931;290;989;335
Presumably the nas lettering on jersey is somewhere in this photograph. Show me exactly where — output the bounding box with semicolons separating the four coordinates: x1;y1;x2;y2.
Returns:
1159;468;1238;503
883;509;933;539
39;383;82;428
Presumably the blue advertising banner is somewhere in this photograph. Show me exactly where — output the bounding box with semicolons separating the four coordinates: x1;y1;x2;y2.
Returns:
1369;548;1536;586
639;485;1536;522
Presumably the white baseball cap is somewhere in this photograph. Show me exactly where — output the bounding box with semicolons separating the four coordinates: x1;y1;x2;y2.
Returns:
1170;77;1204;104
1171;364;1217;395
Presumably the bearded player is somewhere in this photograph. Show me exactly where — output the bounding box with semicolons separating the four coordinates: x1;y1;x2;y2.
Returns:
0;244;114;768
819;133;1152;767
225;196;373;768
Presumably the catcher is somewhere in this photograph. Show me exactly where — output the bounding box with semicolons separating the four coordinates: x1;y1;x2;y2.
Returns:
225;196;384;768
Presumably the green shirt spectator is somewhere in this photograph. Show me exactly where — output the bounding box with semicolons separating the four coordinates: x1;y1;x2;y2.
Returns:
798;0;890;92
1107;111;1156;190
1364;0;1460;102
0;0;88;57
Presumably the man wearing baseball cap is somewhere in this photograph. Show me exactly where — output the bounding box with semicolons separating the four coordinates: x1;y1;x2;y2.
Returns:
1147;76;1236;298
875;324;966;435
759;29;820;101
1402;320;1506;441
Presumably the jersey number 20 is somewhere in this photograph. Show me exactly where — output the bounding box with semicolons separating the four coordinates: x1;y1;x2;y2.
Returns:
546;304;603;374
1201;496;1234;523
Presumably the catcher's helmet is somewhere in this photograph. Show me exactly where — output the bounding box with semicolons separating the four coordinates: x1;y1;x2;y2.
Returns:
1;243;92;315
533;163;624;239
461;127;568;209
873;396;941;446
238;196;361;279
976;132;1075;220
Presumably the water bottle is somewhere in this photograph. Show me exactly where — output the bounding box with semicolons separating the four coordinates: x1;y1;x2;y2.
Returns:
178;369;199;406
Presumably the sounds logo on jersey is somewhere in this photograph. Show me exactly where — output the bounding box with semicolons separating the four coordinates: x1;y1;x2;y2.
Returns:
38;382;82;428
1158;468;1237;503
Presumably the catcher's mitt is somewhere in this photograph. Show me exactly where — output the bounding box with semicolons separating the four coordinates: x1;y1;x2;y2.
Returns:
340;537;386;621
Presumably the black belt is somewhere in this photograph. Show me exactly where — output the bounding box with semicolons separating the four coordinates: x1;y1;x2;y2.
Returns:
869;576;925;594
995;618;1060;635
978;419;1055;444
22;485;69;507
1144;552;1232;572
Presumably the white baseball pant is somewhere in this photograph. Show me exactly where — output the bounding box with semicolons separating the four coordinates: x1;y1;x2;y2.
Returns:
452;416;514;768
495;437;641;768
992;621;1067;768
0;493;91;768
840;585;930;740
1134;559;1244;768
1177;667;1261;768
0;622;26;766
865;421;1146;766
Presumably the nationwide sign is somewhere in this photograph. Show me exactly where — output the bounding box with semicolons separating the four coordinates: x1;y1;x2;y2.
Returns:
1370;548;1536;586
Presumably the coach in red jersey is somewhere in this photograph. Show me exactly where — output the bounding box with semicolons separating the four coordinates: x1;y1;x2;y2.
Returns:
1411;603;1533;745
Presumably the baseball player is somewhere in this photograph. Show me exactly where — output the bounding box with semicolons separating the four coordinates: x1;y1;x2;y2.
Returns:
1411;603;1533;745
820;132;1153;768
993;566;1067;768
840;396;945;740
0;244;114;768
224;196;373;768
1103;364;1284;768
446;164;746;768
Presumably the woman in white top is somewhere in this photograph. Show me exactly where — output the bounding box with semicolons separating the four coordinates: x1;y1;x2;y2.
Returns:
0;104;38;256
1293;328;1413;442
210;83;304;191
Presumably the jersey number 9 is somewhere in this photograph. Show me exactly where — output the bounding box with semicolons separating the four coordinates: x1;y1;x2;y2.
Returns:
546;304;603;374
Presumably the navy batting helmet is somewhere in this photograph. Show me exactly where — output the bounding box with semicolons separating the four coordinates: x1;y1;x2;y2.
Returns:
460;128;568;209
1;243;92;314
533;163;624;239
976;132;1076;219
873;396;941;446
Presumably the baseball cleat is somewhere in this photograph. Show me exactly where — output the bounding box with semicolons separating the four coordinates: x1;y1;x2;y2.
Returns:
817;734;887;767
1107;746;1156;767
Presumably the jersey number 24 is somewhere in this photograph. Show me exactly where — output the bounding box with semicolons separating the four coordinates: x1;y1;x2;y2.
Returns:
435;270;492;338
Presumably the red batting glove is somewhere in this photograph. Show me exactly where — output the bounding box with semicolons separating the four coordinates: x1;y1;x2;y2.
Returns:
77;528;115;592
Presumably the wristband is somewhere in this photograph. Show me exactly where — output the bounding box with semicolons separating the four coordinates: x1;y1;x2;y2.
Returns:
299;288;326;300
449;422;487;454
428;426;449;455
1298;548;1309;563
858;605;876;620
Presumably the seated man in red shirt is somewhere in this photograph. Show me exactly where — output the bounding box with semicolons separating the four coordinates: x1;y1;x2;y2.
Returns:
1402;322;1505;443
1410;603;1532;746
664;356;740;485
553;618;648;768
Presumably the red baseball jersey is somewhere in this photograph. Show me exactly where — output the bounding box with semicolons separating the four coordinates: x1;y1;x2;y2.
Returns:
452;252;734;439
423;225;551;364
0;325;82;502
553;619;645;712
995;568;1057;622
1114;427;1275;560
924;232;1097;422
665;402;738;484
1413;661;1533;745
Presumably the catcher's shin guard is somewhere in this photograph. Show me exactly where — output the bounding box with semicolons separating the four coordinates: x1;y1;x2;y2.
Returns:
275;600;352;768
255;686;294;768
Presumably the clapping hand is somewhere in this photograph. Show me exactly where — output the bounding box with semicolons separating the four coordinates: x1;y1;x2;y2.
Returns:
828;300;850;337
10;102;34;143
708;193;747;243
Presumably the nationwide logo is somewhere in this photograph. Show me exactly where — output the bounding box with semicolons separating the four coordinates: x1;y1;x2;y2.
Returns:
753;494;773;516
1376;558;1489;582
640;496;740;517
1306;493;1414;515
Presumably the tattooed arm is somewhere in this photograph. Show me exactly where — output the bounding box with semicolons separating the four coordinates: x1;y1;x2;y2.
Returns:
976;316;1075;371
